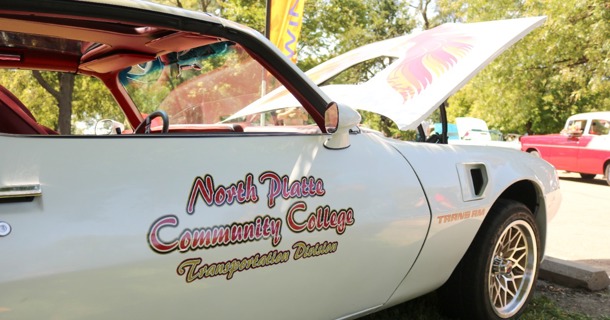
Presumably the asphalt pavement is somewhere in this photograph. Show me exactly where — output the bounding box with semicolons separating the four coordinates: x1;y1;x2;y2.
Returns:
544;171;610;277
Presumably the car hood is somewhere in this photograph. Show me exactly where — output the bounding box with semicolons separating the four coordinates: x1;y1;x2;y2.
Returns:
229;16;545;130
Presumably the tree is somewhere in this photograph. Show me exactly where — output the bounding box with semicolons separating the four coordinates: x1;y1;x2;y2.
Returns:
159;0;421;138
299;0;418;138
435;0;610;134
153;0;217;11
217;0;266;31
152;0;264;30
409;0;434;30
0;68;123;134
32;72;74;134
299;0;416;70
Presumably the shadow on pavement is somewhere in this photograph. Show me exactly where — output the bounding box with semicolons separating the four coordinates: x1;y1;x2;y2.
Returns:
559;176;608;186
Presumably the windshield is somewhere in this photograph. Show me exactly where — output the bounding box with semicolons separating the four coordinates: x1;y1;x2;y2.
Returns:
119;41;310;128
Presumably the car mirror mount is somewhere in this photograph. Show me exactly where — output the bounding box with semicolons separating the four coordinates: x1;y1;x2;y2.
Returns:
568;131;582;138
324;102;361;150
95;119;124;135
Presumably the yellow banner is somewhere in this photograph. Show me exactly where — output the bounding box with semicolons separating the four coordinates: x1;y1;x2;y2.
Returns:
269;0;305;63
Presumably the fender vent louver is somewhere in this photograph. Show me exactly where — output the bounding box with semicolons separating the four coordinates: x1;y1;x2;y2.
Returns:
470;168;485;196
456;163;488;201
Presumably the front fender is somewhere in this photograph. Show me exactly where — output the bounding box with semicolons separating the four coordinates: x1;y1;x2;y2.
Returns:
380;140;561;307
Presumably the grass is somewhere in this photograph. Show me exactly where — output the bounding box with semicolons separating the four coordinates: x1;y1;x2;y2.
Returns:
522;295;595;320
359;291;609;320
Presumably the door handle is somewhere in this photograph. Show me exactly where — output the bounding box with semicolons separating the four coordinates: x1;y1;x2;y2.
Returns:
0;184;41;203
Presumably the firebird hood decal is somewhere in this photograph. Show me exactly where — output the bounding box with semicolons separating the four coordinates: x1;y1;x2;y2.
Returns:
229;16;545;130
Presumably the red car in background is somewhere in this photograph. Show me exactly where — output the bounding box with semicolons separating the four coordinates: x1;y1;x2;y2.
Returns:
521;112;610;185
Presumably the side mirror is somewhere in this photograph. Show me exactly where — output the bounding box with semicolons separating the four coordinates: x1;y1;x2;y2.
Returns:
95;119;125;135
567;131;582;138
323;102;361;150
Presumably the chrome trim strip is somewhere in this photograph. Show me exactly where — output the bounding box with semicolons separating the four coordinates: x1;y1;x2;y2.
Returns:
0;53;22;61
0;184;42;199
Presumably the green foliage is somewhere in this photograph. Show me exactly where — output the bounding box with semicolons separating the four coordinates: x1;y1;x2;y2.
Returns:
152;0;217;12
0;69;121;134
299;0;417;138
436;0;610;134
151;0;265;31
358;291;606;320
0;70;56;129
521;295;594;320
299;0;416;70
4;0;606;136
154;0;419;137
217;0;266;32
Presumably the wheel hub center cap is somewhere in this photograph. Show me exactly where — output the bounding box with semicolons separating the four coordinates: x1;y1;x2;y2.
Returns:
493;256;514;275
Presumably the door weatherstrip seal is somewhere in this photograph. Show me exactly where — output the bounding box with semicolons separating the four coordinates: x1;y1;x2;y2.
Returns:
0;184;42;199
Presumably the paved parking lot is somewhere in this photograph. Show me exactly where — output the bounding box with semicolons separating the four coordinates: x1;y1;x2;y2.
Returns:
545;172;610;275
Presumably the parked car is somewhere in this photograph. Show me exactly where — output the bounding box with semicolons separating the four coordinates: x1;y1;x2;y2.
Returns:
433;122;460;140
0;1;559;319
521;112;610;185
429;117;521;149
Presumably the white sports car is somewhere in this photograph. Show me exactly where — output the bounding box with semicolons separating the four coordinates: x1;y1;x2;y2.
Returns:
0;1;561;319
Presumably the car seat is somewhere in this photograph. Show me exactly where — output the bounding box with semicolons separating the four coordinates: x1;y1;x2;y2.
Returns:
0;85;57;134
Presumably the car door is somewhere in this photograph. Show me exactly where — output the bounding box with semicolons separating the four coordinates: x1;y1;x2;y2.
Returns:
551;119;587;170
575;119;610;174
0;132;430;319
551;134;582;170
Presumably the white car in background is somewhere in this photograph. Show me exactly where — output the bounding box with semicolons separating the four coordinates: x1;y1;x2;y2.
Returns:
450;117;521;149
425;117;521;149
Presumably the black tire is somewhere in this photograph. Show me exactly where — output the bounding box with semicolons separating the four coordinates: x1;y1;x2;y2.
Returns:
438;199;540;319
579;173;596;180
605;165;610;186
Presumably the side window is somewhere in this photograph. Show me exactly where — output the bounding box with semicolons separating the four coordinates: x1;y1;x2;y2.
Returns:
589;119;609;135
0;70;125;135
119;42;317;134
564;119;586;135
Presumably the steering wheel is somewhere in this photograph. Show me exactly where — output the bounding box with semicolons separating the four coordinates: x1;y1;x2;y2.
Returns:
426;133;442;143
134;110;169;134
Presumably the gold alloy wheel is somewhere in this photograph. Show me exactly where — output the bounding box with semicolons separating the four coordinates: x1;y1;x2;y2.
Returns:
488;220;538;318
